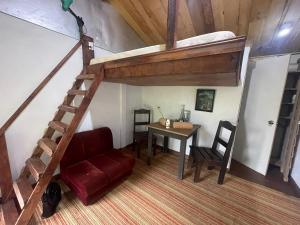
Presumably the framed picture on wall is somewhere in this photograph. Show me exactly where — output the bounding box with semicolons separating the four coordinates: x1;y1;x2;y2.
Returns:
195;89;216;112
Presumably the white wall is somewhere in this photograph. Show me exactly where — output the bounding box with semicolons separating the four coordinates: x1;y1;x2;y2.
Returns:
123;85;143;147
0;12;142;179
140;48;250;156
0;0;145;52
141;86;242;154
292;138;300;187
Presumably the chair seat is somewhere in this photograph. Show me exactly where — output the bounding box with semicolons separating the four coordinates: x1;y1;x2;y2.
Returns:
134;131;157;142
189;121;236;184
192;146;223;164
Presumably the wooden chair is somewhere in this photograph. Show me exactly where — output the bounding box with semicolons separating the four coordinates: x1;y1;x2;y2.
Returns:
188;121;236;184
133;109;156;158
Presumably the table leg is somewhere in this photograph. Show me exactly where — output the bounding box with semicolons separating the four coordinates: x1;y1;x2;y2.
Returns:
178;138;187;179
192;131;198;146
147;129;153;165
163;136;169;153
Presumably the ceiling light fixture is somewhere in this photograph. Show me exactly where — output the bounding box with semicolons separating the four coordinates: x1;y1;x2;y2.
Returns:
278;28;291;37
277;23;292;38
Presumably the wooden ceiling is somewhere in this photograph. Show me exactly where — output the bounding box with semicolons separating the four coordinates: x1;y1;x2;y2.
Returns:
107;0;300;56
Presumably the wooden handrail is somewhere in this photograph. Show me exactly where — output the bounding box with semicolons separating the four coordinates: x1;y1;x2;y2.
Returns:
0;40;82;135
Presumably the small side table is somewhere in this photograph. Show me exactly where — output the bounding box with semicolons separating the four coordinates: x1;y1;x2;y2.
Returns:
147;122;200;179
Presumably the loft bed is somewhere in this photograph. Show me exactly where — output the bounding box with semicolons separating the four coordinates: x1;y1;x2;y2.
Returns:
87;31;247;86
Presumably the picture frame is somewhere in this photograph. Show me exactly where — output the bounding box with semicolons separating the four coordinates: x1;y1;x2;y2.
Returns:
195;89;216;112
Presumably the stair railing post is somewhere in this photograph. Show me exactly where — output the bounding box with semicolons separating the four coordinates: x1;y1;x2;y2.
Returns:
81;35;94;73
0;133;13;203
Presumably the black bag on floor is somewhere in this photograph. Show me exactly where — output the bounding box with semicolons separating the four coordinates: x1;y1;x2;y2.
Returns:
41;182;62;218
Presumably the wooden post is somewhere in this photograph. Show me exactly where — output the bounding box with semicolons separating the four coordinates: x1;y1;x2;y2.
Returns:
81;35;95;72
166;0;178;49
0;133;13;203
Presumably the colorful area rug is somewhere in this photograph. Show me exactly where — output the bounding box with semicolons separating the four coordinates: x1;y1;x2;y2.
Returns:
31;151;300;225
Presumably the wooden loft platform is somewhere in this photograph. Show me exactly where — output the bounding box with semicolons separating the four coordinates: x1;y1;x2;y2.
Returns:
87;36;246;86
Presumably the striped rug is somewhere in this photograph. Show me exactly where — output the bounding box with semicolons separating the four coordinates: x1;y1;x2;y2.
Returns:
30;151;300;225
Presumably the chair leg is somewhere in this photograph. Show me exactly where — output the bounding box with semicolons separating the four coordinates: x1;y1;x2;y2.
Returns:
187;148;194;168
218;164;227;185
193;161;203;183
137;143;141;159
152;140;156;156
187;156;194;169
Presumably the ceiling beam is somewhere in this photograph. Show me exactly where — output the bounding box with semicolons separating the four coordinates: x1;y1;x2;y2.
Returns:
200;0;215;33
166;0;178;49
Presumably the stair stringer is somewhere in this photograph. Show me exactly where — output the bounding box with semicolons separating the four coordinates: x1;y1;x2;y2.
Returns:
15;65;104;225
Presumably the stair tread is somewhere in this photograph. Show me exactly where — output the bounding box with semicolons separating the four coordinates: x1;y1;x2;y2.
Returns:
76;74;95;80
13;178;33;209
1;199;18;225
26;158;46;181
68;89;87;96
49;121;68;133
59;105;78;113
38;138;57;156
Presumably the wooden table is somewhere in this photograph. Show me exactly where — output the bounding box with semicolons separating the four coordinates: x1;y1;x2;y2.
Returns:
147;122;200;179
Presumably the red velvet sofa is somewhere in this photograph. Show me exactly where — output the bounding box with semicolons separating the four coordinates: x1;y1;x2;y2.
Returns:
60;127;135;205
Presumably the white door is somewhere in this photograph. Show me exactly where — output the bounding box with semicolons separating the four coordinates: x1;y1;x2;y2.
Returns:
233;55;290;175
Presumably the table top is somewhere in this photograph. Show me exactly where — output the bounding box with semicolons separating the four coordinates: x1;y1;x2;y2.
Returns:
148;122;200;137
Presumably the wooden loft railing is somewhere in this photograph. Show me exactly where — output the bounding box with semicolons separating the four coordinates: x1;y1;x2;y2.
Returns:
0;35;93;203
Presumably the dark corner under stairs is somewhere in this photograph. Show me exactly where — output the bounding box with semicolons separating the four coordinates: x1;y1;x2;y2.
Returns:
230;159;300;198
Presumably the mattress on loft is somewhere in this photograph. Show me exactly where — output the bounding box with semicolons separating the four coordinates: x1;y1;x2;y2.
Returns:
90;31;236;65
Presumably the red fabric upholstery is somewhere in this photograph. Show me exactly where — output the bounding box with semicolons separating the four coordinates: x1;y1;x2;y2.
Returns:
60;127;135;205
60;135;84;170
89;155;124;183
61;160;108;205
106;150;135;170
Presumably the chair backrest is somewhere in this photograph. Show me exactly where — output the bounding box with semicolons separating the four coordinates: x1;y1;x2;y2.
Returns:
133;109;151;133
211;121;236;162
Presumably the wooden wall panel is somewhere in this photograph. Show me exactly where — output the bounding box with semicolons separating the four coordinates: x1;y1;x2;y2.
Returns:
211;0;225;31
223;0;240;34
105;72;237;86
108;0;300;56
108;0;154;44
105;54;238;79
129;0;165;42
139;0;168;42
186;0;206;35
237;0;253;35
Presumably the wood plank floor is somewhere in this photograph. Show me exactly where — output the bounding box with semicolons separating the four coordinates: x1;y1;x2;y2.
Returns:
30;150;300;225
230;159;300;198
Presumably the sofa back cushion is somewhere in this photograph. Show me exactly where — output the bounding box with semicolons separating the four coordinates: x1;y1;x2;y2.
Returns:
80;128;113;158
60;127;114;169
60;134;85;170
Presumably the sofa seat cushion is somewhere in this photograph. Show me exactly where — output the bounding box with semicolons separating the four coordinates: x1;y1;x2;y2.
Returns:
106;150;135;171
61;160;108;201
88;155;126;183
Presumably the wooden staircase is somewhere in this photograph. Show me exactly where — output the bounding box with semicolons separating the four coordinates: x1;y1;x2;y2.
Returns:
0;66;104;225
